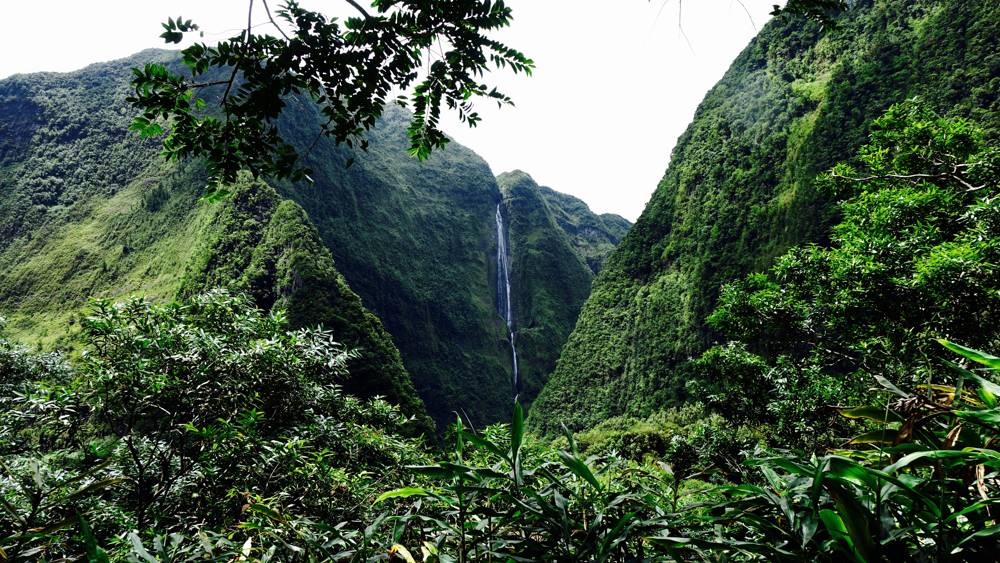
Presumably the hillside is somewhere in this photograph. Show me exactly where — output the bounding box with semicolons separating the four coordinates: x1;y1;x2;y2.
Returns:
178;176;431;431
530;0;1000;434
0;51;623;429
0;51;201;347
536;185;631;273
263;100;514;427
0;55;433;429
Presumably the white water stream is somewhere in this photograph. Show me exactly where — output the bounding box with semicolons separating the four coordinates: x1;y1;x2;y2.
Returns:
495;203;519;393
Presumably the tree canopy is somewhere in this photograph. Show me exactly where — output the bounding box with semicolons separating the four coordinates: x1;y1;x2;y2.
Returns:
699;100;1000;447
128;0;534;184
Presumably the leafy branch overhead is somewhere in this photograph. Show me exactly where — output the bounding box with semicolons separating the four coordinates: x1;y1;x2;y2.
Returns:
128;0;533;184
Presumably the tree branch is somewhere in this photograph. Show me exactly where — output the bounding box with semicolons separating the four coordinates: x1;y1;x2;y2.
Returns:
344;0;374;20
734;0;758;32
831;170;985;192
261;0;290;41
678;0;694;54
221;0;255;110
191;80;232;88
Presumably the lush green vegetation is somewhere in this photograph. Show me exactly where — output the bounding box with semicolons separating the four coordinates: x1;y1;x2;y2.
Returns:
5;1;1000;559
0;55;432;427
535;183;631;274
373;87;1000;561
0;291;429;560
0;52;615;430
270;102;515;428
267;104;617;426
532;0;1000;435
0;52;210;351
496;171;597;407
180;174;433;433
361;97;1000;562
368;334;1000;560
696;101;1000;450
9;302;998;559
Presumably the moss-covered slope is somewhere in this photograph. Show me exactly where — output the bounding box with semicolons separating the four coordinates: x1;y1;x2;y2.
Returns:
263;101;513;428
531;0;1000;435
0;51;625;430
180;176;434;433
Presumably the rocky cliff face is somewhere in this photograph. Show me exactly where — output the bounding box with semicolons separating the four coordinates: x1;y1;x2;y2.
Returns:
496;171;610;409
536;184;631;274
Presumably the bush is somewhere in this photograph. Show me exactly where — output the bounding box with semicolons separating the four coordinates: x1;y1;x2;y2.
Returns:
0;291;428;560
700;101;1000;451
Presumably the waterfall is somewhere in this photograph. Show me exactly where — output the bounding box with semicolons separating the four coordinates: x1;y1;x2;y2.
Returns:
496;203;519;393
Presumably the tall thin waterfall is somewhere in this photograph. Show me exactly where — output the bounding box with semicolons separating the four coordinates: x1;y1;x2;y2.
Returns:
495;203;519;393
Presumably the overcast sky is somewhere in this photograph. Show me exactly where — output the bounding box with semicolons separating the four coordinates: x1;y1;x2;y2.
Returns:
0;1;775;220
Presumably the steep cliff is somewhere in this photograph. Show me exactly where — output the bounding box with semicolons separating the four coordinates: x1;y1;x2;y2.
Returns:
531;0;1000;434
496;171;598;407
537;185;631;273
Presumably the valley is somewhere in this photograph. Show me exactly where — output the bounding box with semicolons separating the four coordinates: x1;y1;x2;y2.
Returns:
2;0;999;560
0;52;628;429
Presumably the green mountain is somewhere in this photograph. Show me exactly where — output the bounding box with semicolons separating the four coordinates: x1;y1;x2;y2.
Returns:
530;0;1000;435
264;101;515;428
178;175;432;432
0;51;623;429
265;104;627;427
0;53;431;430
536;185;631;273
0;51;197;347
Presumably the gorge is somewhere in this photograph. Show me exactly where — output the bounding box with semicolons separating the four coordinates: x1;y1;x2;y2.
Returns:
0;52;629;429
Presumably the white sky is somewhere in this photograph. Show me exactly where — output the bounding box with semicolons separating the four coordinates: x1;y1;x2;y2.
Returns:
0;1;775;220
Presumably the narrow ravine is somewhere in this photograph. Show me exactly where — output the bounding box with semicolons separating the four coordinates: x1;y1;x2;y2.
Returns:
495;203;519;395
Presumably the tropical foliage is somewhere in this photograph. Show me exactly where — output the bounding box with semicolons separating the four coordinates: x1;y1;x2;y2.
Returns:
0;291;428;560
6;324;1000;560
128;0;534;183
699;100;1000;449
680;340;1000;560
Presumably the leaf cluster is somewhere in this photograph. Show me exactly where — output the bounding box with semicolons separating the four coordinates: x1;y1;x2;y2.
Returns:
0;290;428;560
376;402;694;561
128;0;533;184
687;341;1000;560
